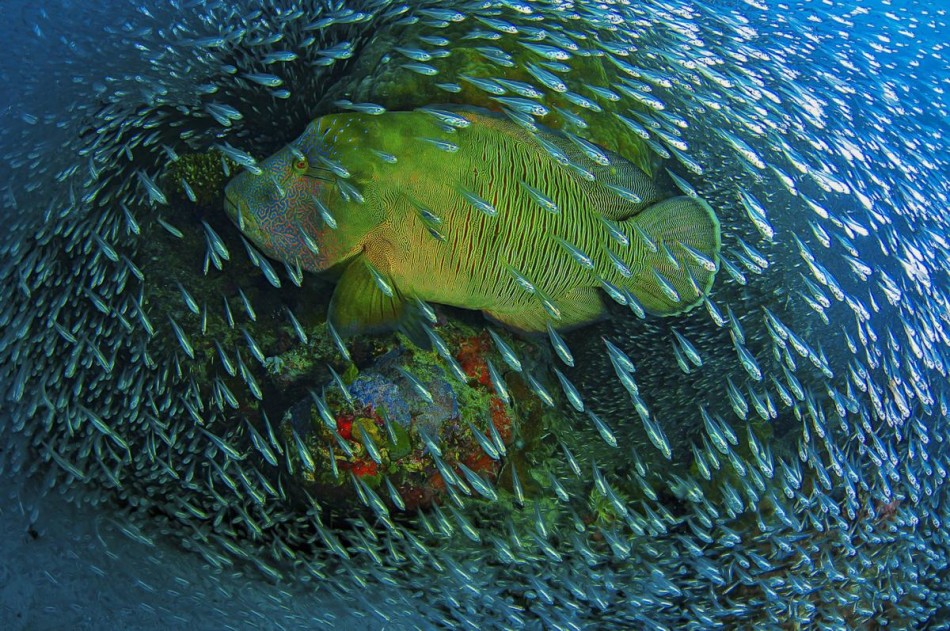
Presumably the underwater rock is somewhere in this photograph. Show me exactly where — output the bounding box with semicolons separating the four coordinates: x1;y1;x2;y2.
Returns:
319;17;663;176
165;152;240;208
278;325;536;513
0;1;948;629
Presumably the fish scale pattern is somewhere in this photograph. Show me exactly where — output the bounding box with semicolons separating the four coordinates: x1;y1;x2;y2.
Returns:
0;0;948;629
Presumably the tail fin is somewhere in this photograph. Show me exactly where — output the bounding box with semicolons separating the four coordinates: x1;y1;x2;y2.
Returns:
621;196;721;316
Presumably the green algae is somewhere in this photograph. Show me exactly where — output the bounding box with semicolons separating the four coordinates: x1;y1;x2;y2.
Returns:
165;152;240;207
320;25;663;177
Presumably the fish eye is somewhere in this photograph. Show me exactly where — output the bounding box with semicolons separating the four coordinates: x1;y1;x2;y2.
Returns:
293;157;308;172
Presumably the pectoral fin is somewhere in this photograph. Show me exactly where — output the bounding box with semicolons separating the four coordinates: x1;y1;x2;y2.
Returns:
328;259;405;336
328;258;431;347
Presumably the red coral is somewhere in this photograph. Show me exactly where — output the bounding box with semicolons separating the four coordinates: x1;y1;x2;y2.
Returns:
348;460;378;477
464;451;498;478
489;396;512;444
456;332;492;387
335;405;383;443
428;472;447;492
399;485;427;511
336;414;354;441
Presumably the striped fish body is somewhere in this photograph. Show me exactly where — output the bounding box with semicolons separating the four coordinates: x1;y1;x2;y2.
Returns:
225;108;721;334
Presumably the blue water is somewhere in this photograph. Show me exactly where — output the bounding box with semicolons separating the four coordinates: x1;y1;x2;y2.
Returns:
0;1;947;629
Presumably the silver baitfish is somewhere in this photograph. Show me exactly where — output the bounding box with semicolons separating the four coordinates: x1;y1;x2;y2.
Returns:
0;0;947;629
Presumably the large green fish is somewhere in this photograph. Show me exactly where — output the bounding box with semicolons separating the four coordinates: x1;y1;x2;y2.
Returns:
224;108;721;335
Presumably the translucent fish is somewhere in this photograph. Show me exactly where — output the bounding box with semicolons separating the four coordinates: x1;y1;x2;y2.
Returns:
326;321;351;362
137;170;167;205
180;178;197;203
545;322;574;367
201;221;230;261
364;261;394;297
167;316;194;360
520;41;571;61
491;97;549;117
563;91;602;112
734;340;763;381
555;237;595;270
415;136;458;153
587;411;617;448
486;358;512;405
554;368;584;412
401;62;438;76
121;204;140;235
492;77;541;99
458;187;497;217
460;74;506;95
519;180;559;213
525;371;555;407
262;50;297;64
640;414;672;460
672;329;702;367
215;143;260;174
510;465;525;507
395;366;434;404
738;190;776;241
333;99;386;115
242;72;283;87
718;129;766;169
417;107;471;129
666;168;698;198
176;282;200;315
464;418;500;461
524;62;567;93
205;102;243;127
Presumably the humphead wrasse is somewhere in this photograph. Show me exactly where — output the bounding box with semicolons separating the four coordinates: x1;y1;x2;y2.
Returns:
224;108;721;335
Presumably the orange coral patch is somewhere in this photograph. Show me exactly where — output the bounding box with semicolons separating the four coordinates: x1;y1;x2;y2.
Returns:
349;460;378;477
456;333;492;387
489;396;512;443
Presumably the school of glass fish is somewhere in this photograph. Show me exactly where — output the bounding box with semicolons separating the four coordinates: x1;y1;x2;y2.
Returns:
0;0;948;628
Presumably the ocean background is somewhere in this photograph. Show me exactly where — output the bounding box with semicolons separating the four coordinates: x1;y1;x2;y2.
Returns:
0;0;947;629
